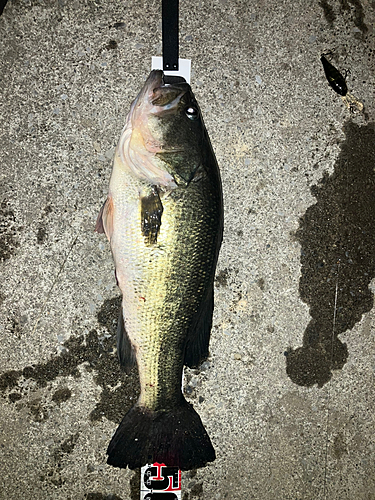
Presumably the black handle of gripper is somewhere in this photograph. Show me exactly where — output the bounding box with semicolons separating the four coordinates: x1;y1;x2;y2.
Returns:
162;0;179;71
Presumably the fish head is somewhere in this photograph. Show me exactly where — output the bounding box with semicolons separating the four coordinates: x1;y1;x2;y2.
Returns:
126;70;206;186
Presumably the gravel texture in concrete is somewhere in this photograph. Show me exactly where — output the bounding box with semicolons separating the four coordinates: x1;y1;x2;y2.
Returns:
1;0;375;499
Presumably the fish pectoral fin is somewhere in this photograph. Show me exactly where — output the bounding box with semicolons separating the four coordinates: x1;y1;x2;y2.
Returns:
95;196;114;241
184;284;214;368
140;186;163;245
117;307;136;372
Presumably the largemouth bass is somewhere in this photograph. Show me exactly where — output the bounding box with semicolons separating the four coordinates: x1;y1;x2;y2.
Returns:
96;70;223;471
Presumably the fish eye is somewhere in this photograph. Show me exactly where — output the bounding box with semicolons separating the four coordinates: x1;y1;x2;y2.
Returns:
185;106;199;120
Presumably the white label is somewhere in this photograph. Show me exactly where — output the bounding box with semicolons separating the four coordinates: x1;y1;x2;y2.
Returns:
151;57;191;84
140;462;182;500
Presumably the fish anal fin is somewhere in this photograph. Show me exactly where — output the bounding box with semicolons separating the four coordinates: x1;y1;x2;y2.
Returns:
117;307;136;372
184;285;214;369
95;196;114;241
140;187;163;245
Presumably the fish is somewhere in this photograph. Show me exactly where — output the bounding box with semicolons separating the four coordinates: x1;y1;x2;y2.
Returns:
96;70;223;471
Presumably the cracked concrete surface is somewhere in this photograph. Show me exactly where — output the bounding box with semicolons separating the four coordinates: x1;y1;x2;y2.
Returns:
1;0;375;498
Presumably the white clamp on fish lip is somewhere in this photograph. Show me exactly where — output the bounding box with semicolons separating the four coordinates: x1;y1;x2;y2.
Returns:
152;57;191;84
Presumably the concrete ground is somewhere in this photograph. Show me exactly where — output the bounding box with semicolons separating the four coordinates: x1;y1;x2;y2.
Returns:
1;0;375;498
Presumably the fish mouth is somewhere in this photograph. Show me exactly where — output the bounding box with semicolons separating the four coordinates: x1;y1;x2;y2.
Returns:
141;70;190;110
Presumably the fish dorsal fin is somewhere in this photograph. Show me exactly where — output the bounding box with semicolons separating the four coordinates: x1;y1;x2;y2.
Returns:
95;196;114;241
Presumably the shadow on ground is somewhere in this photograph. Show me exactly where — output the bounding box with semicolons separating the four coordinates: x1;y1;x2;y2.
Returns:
286;121;375;386
0;296;140;423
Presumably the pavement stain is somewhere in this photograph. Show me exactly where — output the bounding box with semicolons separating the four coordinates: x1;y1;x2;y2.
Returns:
0;296;140;424
319;0;368;34
37;226;48;244
36;203;53;245
130;469;141;500
39;432;81;487
105;40;118;50
53;432;80;461
319;0;336;24
344;0;368;34
52;387;72;404
214;268;230;287
84;494;124;500
333;431;348;459
183;481;204;499
214;267;239;288
0;199;21;262
286;121;375;387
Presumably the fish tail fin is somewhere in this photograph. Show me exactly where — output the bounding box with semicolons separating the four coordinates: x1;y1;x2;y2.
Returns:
106;398;215;470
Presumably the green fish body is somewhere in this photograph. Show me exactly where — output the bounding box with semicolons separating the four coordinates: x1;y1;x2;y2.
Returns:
96;71;223;470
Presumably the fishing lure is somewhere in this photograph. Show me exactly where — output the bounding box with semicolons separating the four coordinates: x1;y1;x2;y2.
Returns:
321;54;348;96
320;54;364;113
